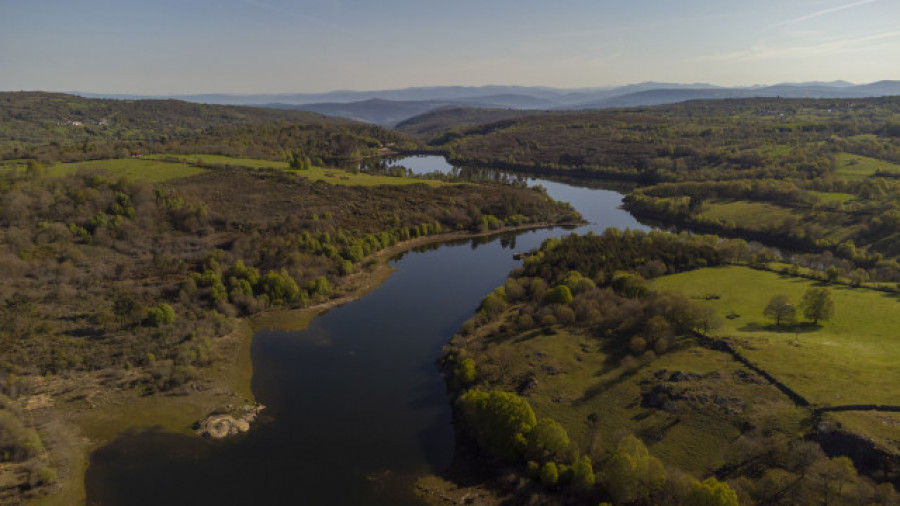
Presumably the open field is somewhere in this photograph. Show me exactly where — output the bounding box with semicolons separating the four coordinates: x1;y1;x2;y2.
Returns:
697;200;799;229
48;158;207;182
812;191;856;204
834;153;900;179
466;324;803;475
153;153;448;187
827;411;900;455
653;265;900;406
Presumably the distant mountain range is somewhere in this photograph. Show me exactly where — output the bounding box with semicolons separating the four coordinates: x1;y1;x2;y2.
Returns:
74;80;900;127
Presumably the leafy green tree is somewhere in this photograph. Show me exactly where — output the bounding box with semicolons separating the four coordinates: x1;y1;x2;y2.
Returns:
602;435;667;505
310;276;331;296
479;291;507;317
801;287;835;325
611;272;648;298
542;285;573;305
687;477;739;506
825;265;840;284
260;269;301;305
571;455;595;491
763;294;796;327
227;260;260;287
457;389;537;463
807;456;857;506
453;357;476;386
146;303;175;326
540;461;559;490
527;418;570;460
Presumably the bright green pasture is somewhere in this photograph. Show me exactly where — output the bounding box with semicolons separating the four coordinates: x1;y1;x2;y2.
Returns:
285;166;445;187
49;158;206;182
150;154;287;169
654;266;900;406
834;153;900;179
151;153;446;187
812;191;856;204
698;200;799;228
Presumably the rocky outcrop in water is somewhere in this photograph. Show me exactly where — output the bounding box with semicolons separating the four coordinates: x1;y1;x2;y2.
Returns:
194;404;265;439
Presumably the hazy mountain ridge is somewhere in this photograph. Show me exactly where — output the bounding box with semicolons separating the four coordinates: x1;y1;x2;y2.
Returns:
72;81;900;127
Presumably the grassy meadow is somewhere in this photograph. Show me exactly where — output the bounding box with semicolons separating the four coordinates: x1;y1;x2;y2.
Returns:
469;324;803;475
834;153;900;179
697;200;799;228
653;265;900;406
153;153;447;187
48;158;207;182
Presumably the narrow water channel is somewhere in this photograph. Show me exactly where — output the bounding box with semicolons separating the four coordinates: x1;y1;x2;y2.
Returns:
85;156;649;505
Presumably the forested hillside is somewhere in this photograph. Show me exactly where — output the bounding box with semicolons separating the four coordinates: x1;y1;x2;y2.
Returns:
0;92;413;164
420;97;900;182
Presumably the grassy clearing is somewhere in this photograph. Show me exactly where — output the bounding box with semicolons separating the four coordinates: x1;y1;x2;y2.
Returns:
48;158;206;182
834;153;900;179
827;411;900;455
698;200;799;229
154;153;447;187
812;191;856;204
285;166;446;187
653;265;900;406
147;153;287;170
471;324;802;475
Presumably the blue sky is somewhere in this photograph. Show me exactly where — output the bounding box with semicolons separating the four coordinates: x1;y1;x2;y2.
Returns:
1;0;897;93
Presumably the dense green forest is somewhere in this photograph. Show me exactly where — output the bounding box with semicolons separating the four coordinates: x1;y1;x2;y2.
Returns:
0;92;414;165
409;98;900;282
416;98;900;181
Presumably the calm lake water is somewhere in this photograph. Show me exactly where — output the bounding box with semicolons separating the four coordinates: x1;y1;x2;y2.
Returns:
85;156;649;505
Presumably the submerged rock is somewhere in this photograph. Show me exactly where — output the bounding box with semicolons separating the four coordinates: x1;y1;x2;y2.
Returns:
195;404;265;439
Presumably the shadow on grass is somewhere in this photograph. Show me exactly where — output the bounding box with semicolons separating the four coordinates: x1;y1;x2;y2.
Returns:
738;321;822;333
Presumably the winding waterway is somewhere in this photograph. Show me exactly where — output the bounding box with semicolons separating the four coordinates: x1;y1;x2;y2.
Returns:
85;156;650;505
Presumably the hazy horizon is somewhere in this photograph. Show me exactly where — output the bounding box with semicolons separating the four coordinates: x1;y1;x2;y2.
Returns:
2;0;898;95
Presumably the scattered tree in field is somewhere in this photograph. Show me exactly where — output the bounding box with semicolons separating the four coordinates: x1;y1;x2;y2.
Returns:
764;294;796;327
801;287;835;325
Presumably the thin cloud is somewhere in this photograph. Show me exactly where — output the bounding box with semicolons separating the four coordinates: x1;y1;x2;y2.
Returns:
700;29;900;62
771;0;879;27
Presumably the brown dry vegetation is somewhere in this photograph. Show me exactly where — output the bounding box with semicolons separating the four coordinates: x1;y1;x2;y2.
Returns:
0;163;577;502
